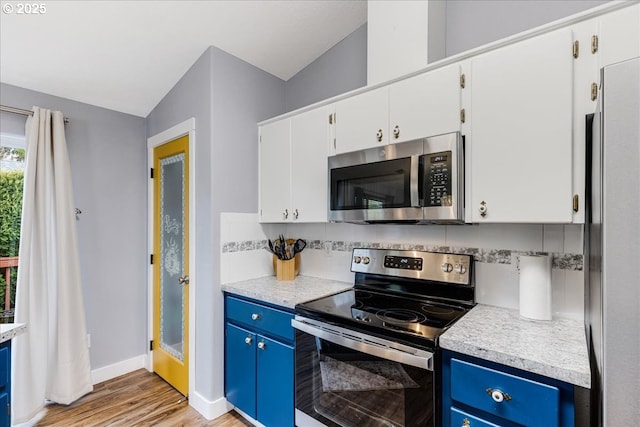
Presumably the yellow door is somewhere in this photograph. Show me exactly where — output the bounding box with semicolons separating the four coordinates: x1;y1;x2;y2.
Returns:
153;135;189;395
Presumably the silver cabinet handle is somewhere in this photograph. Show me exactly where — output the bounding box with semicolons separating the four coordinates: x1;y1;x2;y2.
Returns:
376;129;383;142
293;209;299;220
461;418;471;427
257;341;266;350
283;209;289;220
479;200;488;218
178;275;189;285
251;313;260;321
244;336;252;345
486;388;511;402
393;125;400;139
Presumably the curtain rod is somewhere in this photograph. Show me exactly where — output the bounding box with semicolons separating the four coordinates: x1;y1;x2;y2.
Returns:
0;104;70;124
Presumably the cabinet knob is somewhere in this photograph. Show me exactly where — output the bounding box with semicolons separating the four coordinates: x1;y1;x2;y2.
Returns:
393;125;400;139
461;418;471;427
244;336;252;345
257;341;266;350
376;129;383;142
283;209;289;220
293;209;299;220
251;313;260;321
479;201;488;218
486;388;511;403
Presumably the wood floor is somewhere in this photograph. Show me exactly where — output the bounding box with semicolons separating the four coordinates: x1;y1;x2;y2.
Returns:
35;369;254;426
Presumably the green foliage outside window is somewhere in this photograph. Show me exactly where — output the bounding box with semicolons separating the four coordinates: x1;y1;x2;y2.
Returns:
0;169;23;310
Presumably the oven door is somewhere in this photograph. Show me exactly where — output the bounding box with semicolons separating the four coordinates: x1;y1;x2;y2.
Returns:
328;139;423;223
292;317;435;427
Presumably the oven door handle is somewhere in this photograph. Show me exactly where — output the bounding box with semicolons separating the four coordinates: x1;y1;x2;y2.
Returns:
292;317;433;371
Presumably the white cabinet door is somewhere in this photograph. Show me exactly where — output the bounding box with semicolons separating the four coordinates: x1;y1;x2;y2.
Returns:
598;3;640;69
334;87;389;154
291;107;329;222
389;63;461;144
259;119;291;223
470;28;574;223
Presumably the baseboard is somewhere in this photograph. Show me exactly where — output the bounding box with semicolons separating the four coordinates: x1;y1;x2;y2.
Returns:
234;407;266;427
91;354;148;385
188;391;233;421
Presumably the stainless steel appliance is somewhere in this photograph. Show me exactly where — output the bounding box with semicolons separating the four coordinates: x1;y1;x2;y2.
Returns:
328;132;464;224
586;57;640;426
292;248;475;426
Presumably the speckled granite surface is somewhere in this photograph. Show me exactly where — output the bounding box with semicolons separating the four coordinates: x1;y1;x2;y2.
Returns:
0;323;27;343
221;275;352;309
440;305;590;388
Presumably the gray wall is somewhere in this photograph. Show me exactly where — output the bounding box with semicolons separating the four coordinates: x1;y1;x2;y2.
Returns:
146;46;285;401
284;24;367;112
445;0;612;56
0;83;147;371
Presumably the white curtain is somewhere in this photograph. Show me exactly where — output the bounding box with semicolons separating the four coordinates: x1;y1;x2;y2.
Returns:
11;107;92;424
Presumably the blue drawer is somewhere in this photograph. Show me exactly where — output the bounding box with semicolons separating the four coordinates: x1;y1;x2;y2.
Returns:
451;358;560;427
226;296;294;342
451;407;500;427
0;347;8;390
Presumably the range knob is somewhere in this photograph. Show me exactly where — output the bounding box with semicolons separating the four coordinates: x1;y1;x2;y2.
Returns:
441;263;453;273
362;256;371;265
454;264;467;274
353;256;362;263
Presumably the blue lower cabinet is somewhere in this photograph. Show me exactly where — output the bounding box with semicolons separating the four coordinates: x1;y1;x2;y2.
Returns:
225;324;257;418
442;350;575;427
256;336;294;427
0;341;10;427
224;295;294;427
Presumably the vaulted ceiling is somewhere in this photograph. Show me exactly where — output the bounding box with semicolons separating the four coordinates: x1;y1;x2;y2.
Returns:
0;1;367;117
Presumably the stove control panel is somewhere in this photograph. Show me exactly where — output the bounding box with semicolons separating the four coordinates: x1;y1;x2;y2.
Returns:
351;248;473;286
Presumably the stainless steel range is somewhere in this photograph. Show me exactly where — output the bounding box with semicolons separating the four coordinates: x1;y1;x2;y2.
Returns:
292;248;475;427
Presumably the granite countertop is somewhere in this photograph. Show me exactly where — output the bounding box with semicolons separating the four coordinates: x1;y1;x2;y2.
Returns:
1;323;27;343
440;304;590;389
221;275;353;309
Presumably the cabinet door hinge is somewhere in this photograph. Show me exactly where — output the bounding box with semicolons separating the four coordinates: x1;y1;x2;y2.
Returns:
460;108;466;124
150;168;154;179
460;73;466;89
150;254;154;264
591;82;598;101
573;194;579;213
7;403;10;417
333;138;336;150
591;35;599;54
150;340;154;351
573;40;579;58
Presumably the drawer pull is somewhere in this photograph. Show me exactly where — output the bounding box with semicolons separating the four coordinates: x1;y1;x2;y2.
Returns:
251;313;260;321
244;336;252;345
461;418;471;427
486;388;511;403
258;341;266;350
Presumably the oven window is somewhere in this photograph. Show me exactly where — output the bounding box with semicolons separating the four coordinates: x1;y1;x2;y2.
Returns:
330;158;412;211
295;330;434;427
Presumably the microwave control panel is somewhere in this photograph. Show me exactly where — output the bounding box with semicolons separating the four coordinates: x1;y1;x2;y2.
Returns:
423;151;452;207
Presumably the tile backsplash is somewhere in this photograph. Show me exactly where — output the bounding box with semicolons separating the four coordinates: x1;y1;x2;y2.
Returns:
220;213;585;320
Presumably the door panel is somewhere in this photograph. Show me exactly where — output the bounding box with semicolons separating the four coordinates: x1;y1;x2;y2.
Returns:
153;134;189;395
225;323;257;417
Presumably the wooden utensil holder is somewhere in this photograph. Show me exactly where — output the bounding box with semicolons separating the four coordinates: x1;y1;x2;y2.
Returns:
273;254;300;281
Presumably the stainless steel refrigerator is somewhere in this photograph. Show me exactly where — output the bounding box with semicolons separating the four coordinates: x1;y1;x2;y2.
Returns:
587;56;640;426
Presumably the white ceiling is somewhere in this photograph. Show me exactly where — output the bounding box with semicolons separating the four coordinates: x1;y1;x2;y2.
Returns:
0;1;367;117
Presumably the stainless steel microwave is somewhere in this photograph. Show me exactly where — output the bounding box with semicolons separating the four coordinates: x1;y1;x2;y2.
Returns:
328;132;464;224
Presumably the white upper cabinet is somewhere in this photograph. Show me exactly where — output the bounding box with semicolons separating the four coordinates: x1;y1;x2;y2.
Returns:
259;106;329;223
333;64;462;155
598;3;640;69
470;28;574;223
290;107;329;222
259;119;291;222
333;87;389;155
389;64;462;144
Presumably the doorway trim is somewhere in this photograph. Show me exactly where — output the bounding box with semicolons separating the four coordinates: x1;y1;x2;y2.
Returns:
147;118;196;400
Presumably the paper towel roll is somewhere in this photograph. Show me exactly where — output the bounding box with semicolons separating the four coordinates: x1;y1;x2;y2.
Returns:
519;254;552;321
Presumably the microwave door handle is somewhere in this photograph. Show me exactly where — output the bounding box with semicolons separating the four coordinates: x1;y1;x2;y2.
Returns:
410;155;420;207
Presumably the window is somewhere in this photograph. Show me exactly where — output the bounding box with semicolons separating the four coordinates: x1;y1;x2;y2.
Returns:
0;133;25;322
